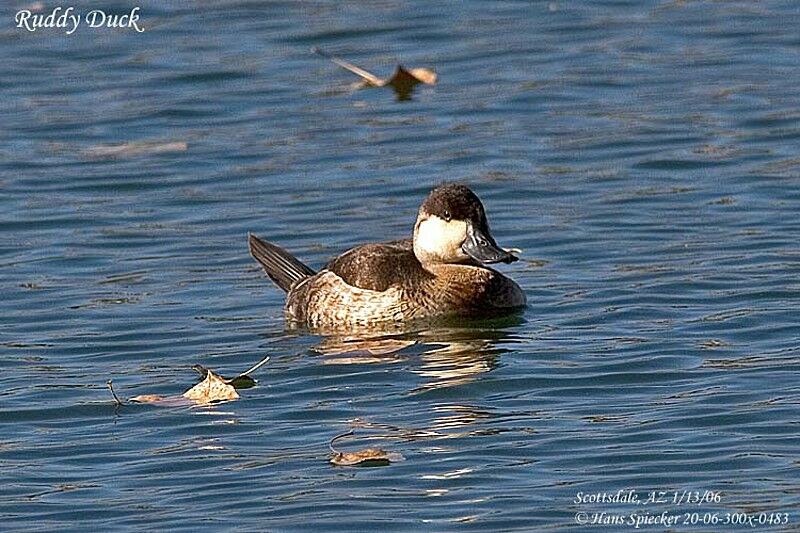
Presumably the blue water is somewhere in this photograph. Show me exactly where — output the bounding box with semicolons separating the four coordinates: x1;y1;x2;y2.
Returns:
2;0;799;530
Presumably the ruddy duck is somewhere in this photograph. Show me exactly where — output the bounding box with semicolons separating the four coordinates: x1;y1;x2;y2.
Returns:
248;183;526;330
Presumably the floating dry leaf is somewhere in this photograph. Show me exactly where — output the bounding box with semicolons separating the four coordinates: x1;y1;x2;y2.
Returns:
108;356;269;407
328;430;404;467
182;369;239;404
313;47;436;100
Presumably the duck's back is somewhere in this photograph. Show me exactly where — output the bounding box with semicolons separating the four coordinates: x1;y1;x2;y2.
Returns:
324;239;427;292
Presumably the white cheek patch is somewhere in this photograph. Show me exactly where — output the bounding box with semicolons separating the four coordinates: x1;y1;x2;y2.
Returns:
414;216;468;263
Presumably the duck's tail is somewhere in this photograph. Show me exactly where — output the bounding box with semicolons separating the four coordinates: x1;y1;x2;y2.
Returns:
248;233;316;292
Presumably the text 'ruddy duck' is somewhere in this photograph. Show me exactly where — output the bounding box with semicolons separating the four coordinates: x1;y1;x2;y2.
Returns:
15;7;144;35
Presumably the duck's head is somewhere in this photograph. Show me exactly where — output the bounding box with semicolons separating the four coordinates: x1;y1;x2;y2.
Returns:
412;183;518;266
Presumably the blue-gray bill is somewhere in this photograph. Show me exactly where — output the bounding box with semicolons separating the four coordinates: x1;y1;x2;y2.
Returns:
462;223;518;264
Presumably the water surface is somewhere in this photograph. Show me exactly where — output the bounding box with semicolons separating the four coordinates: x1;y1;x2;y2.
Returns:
2;0;799;530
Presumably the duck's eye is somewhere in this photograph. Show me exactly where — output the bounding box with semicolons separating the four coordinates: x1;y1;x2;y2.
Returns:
443;210;451;222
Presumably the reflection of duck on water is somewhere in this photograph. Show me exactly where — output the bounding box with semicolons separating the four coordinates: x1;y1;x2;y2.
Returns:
412;321;521;392
312;316;522;392
317;321;523;458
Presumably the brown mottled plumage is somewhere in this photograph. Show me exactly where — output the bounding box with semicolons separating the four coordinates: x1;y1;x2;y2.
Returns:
248;184;526;331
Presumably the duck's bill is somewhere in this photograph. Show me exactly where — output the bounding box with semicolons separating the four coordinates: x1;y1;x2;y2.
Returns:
462;225;518;264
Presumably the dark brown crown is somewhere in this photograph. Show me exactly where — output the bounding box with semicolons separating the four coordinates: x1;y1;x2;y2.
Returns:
420;183;487;225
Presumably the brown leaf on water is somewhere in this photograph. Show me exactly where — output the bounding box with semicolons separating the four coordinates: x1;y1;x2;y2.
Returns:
328;430;404;467
385;66;438;95
313;47;436;100
108;356;269;407
330;448;403;466
182;369;239;404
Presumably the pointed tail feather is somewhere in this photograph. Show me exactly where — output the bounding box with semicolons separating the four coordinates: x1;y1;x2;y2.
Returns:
248;233;316;292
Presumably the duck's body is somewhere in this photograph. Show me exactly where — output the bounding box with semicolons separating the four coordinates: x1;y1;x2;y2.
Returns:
249;184;526;331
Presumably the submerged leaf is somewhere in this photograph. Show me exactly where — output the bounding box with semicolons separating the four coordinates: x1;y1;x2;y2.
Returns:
328;430;404;467
330;448;405;467
182;369;239;404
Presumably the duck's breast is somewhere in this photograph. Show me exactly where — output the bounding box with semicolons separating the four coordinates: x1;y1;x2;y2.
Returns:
421;264;526;313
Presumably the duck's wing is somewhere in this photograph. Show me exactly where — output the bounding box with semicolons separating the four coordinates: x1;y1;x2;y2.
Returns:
325;242;430;292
